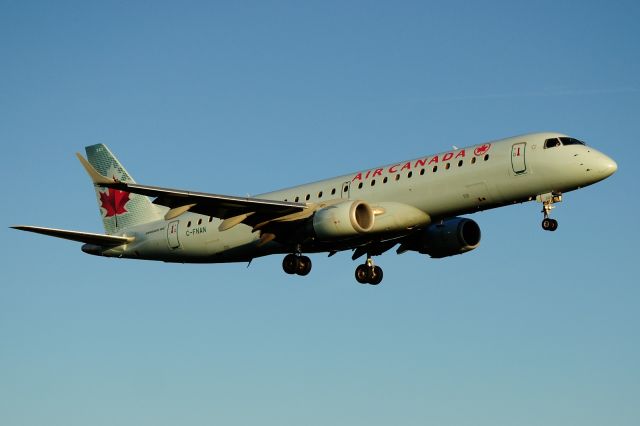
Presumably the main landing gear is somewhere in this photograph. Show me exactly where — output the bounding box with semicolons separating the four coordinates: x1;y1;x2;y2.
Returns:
538;192;562;232
282;253;312;276
355;257;383;285
281;253;384;285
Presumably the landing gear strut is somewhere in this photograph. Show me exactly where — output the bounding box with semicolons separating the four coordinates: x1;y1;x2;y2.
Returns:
355;257;383;285
282;253;312;276
538;192;561;232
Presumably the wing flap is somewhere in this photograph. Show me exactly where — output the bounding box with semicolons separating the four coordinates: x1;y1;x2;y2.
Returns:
11;225;134;246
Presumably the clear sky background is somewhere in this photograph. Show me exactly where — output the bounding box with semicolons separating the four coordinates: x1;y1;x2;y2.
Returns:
1;1;639;425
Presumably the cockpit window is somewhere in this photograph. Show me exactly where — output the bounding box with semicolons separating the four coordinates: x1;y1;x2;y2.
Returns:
544;138;561;149
544;137;586;149
559;137;586;146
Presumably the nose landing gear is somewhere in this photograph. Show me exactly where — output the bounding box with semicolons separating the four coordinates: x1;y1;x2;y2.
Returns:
538;192;562;232
355;257;383;285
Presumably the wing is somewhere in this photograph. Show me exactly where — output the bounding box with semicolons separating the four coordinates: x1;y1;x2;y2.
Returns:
76;153;310;231
11;225;134;246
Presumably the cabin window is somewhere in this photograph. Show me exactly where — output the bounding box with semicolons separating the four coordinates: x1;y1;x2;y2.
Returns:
343;186;348;193
408;171;413;178
295;196;299;202
395;174;400;181
318;191;323;198
371;179;376;186
358;182;363;189
471;157;476;164
187;221;191;227
420;168;425;175
484;154;490;161
331;188;336;195
305;194;310;201
209;217;213;222
198;218;202;225
458;160;463;167
383;176;388;184
445;163;451;170
433;166;438;172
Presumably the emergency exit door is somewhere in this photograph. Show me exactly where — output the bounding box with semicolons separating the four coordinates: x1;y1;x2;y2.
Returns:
511;142;527;174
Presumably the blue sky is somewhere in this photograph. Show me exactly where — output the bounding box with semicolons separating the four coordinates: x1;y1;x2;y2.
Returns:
1;1;639;425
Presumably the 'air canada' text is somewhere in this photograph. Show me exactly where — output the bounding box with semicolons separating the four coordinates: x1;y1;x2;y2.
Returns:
352;143;491;182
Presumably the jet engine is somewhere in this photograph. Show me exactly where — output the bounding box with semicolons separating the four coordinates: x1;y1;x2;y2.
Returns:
312;200;375;240
405;217;481;258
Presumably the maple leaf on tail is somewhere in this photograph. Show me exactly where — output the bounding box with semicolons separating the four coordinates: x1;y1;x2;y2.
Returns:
99;188;130;217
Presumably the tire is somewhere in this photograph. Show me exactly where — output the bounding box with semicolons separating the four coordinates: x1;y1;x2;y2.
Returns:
296;256;312;276
355;264;370;284
282;254;298;274
369;266;383;285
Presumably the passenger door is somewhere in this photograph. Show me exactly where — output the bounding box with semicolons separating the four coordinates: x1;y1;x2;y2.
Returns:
511;142;527;174
167;220;181;249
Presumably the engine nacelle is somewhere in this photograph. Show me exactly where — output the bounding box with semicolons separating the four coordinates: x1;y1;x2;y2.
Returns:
312;200;375;240
414;217;481;258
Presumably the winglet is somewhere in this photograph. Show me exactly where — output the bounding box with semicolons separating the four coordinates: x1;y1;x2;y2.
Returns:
76;152;114;185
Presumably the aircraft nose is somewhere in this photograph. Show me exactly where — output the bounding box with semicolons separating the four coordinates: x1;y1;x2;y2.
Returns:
599;153;617;178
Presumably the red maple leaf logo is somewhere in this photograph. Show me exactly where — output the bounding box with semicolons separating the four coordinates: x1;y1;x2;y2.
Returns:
474;143;491;156
99;188;130;217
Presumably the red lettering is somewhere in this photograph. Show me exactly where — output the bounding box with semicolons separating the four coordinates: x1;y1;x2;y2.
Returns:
365;170;371;179
352;172;362;182
400;162;411;171
428;155;439;165
388;164;399;173
414;158;427;168
442;152;453;161
373;168;383;177
455;149;466;159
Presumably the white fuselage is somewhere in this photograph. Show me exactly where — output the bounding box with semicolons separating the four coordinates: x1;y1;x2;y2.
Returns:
101;132;616;263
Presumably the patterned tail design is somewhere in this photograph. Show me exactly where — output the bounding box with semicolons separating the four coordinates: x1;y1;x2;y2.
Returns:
85;144;163;235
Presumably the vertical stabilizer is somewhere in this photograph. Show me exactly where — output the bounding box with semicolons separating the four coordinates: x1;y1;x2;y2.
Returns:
85;144;163;234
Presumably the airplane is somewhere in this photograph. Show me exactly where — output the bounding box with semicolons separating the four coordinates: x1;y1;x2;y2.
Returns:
12;132;617;285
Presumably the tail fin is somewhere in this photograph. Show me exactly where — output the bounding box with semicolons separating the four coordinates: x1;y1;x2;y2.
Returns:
85;144;163;234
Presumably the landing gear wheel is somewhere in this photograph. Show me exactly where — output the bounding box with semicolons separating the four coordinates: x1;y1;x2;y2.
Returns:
355;263;384;285
355;264;370;284
282;254;298;274
296;256;312;276
282;254;312;276
369;266;383;285
541;218;558;232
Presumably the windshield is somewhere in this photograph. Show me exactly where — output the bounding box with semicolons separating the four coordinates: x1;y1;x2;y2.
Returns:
559;137;586;146
544;137;586;148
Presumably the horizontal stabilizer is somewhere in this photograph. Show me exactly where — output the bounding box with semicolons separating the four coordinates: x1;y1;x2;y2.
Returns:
11;225;134;246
